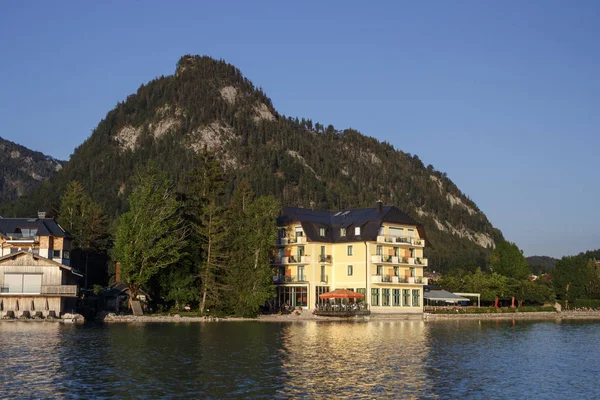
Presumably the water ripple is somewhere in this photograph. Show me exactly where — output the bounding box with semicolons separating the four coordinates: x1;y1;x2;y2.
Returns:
1;320;599;398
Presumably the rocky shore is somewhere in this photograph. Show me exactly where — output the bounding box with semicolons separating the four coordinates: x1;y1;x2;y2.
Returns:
96;310;600;323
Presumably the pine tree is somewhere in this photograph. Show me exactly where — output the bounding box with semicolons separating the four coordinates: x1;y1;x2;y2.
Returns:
226;181;279;316
186;152;229;315
58;181;109;287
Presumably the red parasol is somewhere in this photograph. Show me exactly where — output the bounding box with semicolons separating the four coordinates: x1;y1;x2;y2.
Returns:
319;289;364;299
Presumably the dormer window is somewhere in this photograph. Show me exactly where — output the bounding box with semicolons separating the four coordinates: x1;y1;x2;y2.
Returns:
355;227;361;236
340;228;346;237
319;228;326;237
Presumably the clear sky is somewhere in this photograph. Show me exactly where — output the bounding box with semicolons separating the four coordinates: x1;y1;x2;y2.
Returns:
0;1;598;258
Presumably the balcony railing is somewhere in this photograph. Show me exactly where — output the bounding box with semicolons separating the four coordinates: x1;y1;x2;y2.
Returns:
371;275;428;285
376;236;425;246
277;236;307;245
5;233;38;242
273;275;308;283
371;255;427;266
41;285;78;296
319;255;332;263
273;255;311;264
1;285;78;296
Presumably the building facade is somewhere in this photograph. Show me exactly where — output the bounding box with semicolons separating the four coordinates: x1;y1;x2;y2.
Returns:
0;215;80;318
0;214;72;265
272;203;428;313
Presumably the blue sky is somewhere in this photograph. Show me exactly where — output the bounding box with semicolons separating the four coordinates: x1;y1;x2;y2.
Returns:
0;1;598;258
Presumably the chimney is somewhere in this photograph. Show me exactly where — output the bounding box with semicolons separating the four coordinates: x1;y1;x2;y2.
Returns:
376;200;383;213
115;262;121;283
37;211;46;219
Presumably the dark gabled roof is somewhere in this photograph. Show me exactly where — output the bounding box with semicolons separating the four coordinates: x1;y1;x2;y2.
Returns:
279;205;427;244
0;217;71;239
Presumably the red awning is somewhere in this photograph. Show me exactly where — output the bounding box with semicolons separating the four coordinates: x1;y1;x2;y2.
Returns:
319;289;365;299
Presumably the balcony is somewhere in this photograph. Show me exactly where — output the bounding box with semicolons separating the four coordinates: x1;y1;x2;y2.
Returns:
5;233;38;243
371;255;411;264
370;275;428;285
273;255;311;264
277;236;307;245
273;275;308;284
415;258;428;266
318;255;332;264
41;285;78;296
1;285;78;297
376;236;425;247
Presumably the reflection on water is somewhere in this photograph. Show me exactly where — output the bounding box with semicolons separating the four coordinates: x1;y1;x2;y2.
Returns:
277;320;429;398
1;320;600;399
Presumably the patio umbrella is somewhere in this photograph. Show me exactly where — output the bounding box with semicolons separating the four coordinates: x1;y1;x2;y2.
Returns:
15;300;19;311
45;299;49;311
31;300;35;311
319;289;364;300
0;299;3;311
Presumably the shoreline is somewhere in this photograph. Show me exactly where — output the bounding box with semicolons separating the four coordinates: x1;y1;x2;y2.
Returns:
96;310;600;323
5;311;600;324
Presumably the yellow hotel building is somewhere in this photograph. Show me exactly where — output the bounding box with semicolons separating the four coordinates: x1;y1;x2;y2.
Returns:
272;202;429;313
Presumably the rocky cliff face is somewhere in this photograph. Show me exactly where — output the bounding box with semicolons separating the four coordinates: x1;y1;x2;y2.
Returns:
0;137;64;202
0;55;497;270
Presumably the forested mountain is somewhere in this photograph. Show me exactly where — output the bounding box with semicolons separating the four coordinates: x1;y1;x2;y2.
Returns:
0;137;64;203
527;255;558;274
0;55;500;271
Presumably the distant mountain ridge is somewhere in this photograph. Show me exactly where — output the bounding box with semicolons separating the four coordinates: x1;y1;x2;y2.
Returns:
527;255;558;274
0;55;500;271
0;136;64;203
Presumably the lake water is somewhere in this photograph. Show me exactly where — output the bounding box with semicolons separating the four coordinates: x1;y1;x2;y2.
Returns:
1;319;599;399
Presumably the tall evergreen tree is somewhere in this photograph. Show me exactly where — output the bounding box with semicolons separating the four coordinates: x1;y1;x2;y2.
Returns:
58;181;109;287
111;167;187;306
226;181;279;316
186;152;229;315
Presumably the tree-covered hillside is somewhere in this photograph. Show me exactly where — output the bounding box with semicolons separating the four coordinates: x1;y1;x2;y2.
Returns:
0;55;499;271
0;136;64;203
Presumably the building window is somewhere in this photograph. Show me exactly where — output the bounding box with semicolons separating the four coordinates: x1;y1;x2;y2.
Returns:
376;265;383;275
53;250;61;259
10;248;18;254
410;267;415;277
347;265;353;276
356;288;366;300
382;289;390;306
320;265;326;282
371;288;380;306
393;266;399;276
319;227;326;237
376;245;383;256
297;266;305;282
316;286;329;305
340;228;346;237
2;273;42;294
403;289;411;306
392;289;401;306
347;245;353;256
63;250;70;260
355;227;361;236
297;246;304;260
412;289;420;307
